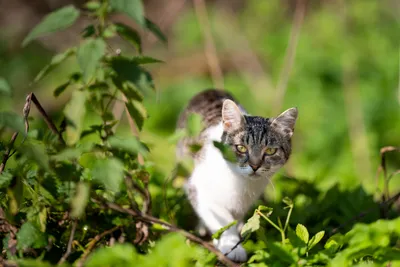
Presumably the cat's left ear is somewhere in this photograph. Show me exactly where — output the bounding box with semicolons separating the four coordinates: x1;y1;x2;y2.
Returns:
271;107;298;138
222;99;244;131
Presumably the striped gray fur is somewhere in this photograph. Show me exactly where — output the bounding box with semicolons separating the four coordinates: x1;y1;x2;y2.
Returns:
176;89;297;168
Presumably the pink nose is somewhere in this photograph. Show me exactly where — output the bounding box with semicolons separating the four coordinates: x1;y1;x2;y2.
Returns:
249;164;260;172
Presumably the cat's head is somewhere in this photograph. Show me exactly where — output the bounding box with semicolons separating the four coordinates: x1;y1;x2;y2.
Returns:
221;99;298;179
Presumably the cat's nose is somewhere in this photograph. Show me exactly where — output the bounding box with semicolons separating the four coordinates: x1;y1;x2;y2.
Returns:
249;164;260;172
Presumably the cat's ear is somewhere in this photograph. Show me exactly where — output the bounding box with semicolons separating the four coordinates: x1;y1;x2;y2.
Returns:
222;99;244;131
271;107;298;138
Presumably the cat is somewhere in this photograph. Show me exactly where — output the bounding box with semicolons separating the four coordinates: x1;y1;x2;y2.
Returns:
176;89;298;262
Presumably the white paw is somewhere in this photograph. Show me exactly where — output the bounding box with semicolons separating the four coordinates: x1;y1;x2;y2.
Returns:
218;243;248;263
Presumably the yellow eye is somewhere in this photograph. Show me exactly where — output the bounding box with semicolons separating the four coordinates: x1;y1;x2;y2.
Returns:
236;145;247;153
265;147;277;155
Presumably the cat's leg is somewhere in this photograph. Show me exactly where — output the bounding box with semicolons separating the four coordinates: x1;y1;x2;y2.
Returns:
197;203;247;262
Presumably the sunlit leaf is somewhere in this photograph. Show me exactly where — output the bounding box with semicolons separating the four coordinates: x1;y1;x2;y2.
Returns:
110;0;145;26
241;213;260;238
77;38;106;83
308;231;325;250
70;182;90;218
186;113;203;137
91;157;124;192
16;222;47;250
213;141;236;162
85;1;101;11
22;5;80;46
0;77;12;97
85;243;137;267
212;221;237;239
64;90;88;145
114;23;141;52
34;48;76;83
258;205;273;216
296;224;309;244
125;100;147;131
282;197;293;207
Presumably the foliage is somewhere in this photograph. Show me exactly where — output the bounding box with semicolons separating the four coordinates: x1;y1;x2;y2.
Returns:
0;0;399;267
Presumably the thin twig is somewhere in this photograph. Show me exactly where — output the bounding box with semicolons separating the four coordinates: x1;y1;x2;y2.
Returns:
193;0;224;89
77;225;122;267
58;219;78;265
273;0;306;113
29;93;65;145
91;198;239;267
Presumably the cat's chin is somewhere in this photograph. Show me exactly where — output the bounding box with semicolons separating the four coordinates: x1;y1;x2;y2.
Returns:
246;173;263;180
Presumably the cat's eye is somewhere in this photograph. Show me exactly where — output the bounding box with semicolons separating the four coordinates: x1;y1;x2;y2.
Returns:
236;145;248;153
265;147;277;155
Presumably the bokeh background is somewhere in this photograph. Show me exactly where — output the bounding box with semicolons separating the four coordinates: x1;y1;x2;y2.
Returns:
1;0;399;208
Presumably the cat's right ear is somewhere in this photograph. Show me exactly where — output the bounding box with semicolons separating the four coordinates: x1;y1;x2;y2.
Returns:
222;99;244;131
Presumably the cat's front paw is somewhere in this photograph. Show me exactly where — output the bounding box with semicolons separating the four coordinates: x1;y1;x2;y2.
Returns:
218;243;247;263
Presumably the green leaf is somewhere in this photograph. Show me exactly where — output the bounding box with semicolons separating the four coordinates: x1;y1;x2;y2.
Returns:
212;221;237;239
110;57;154;93
213;141;236;163
85;1;101;11
0;112;25;133
296;224;309;244
53;81;71;97
19;141;50;171
70;182;90;218
133;56;164;64
241;213;260;238
114;23;141;52
282;196;293;207
258;205;273;216
77;38;106;83
108;135;149;156
64;90;88;145
125;100;147;131
16;222;47;250
34;48;76;83
0;172;13;189
145;18;167;44
110;0;145;26
267;242;297;264
91;157;124;192
22;5;80;46
186;113;203;137
85;243;137;267
308;231;325;250
0;77;12;97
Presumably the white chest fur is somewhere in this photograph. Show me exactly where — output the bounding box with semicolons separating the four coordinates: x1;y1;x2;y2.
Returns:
189;123;271;220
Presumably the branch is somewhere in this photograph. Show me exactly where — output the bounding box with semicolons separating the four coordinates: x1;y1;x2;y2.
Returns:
57;219;78;265
91;198;239;267
77;225;122;267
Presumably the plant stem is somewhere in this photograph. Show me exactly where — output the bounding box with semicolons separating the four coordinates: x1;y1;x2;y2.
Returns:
256;209;285;243
284;204;294;233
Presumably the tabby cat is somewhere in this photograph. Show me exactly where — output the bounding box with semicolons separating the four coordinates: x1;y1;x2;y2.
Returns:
176;89;298;262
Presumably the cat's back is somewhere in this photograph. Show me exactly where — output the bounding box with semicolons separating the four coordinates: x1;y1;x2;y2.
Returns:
177;89;239;129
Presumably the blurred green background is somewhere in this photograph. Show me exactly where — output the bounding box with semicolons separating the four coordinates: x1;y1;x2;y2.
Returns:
1;0;399;201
